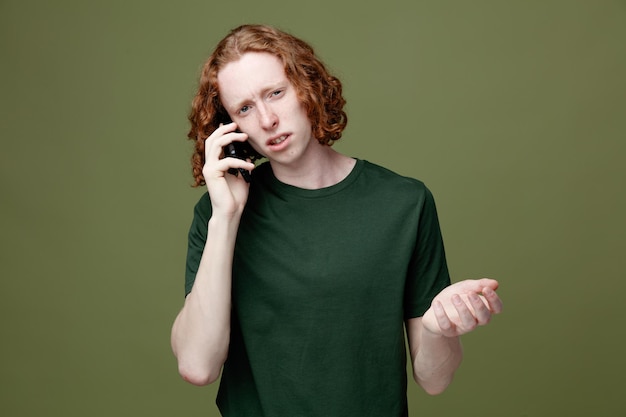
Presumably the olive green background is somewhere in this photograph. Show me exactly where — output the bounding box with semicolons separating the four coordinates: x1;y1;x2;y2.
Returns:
1;0;624;416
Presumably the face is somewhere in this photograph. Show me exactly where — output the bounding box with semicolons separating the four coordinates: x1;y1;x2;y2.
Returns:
217;52;318;169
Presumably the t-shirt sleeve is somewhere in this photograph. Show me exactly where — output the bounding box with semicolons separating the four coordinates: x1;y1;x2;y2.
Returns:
184;193;212;297
404;186;451;318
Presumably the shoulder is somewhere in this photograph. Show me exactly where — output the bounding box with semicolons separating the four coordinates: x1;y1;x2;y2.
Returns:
361;160;425;185
194;191;211;209
192;191;212;223
359;160;432;200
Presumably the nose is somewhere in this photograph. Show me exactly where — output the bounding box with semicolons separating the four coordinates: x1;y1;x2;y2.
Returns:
258;104;278;130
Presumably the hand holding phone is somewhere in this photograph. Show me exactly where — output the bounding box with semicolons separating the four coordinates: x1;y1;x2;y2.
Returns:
223;141;252;183
217;113;261;183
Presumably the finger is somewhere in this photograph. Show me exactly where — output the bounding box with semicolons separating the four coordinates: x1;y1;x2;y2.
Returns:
223;158;255;171
205;128;248;157
482;286;503;314
433;300;454;336
215;121;237;134
452;294;478;331
206;158;255;180
208;132;248;154
468;292;492;325
481;278;499;291
214;122;249;142
206;122;237;146
460;278;499;292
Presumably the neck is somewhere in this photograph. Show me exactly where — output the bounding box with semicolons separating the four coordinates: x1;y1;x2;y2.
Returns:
270;146;356;190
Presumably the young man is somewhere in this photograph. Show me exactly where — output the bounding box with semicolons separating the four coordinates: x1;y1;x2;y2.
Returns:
171;24;502;416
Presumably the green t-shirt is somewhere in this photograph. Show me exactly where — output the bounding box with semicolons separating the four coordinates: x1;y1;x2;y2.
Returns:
185;159;450;417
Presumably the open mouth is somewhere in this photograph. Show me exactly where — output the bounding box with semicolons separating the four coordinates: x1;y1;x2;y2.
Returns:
268;135;288;146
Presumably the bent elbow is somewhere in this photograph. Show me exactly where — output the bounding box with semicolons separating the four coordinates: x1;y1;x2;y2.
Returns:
178;363;221;386
422;383;450;396
413;371;453;396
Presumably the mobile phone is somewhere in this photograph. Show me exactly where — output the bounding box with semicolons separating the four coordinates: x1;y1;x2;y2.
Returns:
224;141;252;183
219;114;254;183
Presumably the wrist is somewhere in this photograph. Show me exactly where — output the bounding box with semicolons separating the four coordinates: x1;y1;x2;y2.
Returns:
422;325;445;339
420;319;450;339
207;214;241;236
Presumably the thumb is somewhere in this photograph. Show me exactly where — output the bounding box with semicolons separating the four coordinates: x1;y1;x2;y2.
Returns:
456;278;499;292
475;278;499;292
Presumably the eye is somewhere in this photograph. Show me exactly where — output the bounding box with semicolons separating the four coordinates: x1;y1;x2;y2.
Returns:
270;89;284;98
239;105;250;114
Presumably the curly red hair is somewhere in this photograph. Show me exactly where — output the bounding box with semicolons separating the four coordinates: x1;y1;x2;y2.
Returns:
187;24;348;187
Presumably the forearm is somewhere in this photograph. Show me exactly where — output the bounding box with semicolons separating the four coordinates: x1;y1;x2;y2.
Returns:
171;216;239;385
411;321;463;395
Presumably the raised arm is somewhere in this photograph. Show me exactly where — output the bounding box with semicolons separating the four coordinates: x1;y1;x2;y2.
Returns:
406;278;502;395
170;123;255;385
